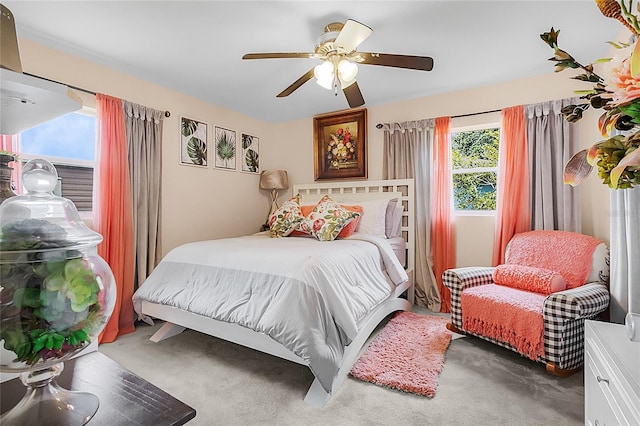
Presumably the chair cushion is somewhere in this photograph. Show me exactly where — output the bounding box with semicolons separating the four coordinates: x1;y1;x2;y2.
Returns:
462;284;546;361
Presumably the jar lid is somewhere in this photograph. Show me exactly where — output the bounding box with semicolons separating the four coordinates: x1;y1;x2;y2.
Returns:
0;158;102;252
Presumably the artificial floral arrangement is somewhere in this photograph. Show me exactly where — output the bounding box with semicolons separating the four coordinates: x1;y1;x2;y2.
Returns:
327;127;357;169
541;0;640;189
0;219;103;366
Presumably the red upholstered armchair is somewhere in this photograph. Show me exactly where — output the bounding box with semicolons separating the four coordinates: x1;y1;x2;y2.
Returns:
443;230;610;376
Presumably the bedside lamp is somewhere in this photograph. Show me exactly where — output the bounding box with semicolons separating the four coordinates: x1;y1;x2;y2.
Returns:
259;169;289;224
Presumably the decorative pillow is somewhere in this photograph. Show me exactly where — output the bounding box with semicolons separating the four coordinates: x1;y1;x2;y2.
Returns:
336;205;364;238
290;204;363;238
288;205;315;237
349;198;389;237
298;195;360;241
268;195;304;238
493;264;567;295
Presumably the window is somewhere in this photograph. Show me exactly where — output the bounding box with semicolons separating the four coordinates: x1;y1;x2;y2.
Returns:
18;109;97;212
451;126;499;213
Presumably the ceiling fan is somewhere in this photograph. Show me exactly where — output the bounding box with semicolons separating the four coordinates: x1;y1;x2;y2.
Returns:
242;19;434;108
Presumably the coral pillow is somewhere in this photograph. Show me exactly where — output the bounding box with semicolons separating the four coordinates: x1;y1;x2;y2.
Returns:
268;195;304;238
493;264;567;295
290;204;362;238
298;195;360;241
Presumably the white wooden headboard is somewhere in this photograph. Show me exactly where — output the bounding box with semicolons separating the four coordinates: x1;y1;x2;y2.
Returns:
292;179;415;274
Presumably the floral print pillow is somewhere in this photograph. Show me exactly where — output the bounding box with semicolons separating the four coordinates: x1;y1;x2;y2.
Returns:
268;195;304;238
299;195;360;241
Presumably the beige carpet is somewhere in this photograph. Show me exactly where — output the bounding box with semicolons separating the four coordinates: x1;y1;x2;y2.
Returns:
99;307;584;426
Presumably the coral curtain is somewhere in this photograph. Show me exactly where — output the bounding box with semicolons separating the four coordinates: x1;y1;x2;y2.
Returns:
123;101;164;291
432;117;455;312
95;94;135;343
492;106;530;266
525;99;580;231
609;187;640;324
382;119;441;311
1;134;21;193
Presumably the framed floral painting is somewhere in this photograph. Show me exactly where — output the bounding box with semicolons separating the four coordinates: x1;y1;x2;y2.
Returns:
241;133;260;174
313;108;367;180
214;126;236;170
180;116;207;167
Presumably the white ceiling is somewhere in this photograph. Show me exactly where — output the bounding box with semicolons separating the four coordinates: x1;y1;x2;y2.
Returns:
4;1;623;123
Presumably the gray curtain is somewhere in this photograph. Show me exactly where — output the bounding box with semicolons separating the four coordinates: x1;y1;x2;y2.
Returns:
609;187;640;324
382;119;440;311
123;101;164;291
525;98;580;231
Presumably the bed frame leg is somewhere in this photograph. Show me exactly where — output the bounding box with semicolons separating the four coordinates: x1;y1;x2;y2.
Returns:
150;322;187;343
304;379;331;408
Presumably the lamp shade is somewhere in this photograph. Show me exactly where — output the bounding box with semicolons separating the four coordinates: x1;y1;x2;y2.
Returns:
259;170;289;190
338;59;358;82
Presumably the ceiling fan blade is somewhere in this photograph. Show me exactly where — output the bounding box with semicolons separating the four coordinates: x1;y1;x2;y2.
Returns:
356;52;434;71
335;19;373;53
277;69;315;98
343;81;365;108
243;52;318;60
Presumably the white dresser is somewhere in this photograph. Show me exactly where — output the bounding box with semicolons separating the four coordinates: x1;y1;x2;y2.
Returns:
584;320;640;426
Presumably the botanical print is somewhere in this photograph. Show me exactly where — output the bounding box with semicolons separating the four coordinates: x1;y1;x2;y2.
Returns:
180;117;207;167
241;133;259;173
323;121;358;170
214;126;236;170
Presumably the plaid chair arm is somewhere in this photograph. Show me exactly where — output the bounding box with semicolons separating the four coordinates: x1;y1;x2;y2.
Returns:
443;267;495;329
543;283;610;370
543;283;610;321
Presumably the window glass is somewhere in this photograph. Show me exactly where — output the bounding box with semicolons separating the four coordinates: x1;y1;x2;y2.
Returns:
18;110;96;212
20;112;95;161
451;127;499;212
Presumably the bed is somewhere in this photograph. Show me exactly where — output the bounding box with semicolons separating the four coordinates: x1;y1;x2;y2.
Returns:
132;179;415;407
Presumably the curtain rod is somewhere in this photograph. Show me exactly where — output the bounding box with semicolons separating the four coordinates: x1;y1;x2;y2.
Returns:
23;72;171;118
375;108;501;129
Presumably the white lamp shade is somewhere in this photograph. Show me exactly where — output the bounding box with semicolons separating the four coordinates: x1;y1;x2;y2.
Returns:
338;59;358;82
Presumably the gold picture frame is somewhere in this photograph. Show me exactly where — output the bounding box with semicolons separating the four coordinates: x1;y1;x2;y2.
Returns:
313;108;367;180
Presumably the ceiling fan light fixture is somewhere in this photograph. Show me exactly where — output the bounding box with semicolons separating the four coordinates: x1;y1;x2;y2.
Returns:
337;59;358;82
314;61;334;90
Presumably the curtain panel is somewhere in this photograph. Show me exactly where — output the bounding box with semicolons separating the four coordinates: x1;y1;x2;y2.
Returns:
123;101;164;292
381;119;442;311
95;94;136;343
432;117;455;312
492;105;530;266
525;99;580;232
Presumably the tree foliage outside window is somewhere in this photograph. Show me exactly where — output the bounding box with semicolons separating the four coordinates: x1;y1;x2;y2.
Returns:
452;128;499;211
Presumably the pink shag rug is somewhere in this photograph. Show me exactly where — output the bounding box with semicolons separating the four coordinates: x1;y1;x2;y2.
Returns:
349;311;452;398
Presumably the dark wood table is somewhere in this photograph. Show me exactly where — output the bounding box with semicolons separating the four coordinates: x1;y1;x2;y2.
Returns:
1;351;196;425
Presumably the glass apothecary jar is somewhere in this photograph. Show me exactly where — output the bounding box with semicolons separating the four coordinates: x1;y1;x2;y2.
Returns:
0;159;116;425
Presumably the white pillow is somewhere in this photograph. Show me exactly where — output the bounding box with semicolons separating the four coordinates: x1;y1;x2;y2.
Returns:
390;204;404;237
352;198;389;237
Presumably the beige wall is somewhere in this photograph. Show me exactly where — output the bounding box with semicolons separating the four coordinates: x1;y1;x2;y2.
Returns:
19;39;274;254
276;72;611;266
21;38;610;265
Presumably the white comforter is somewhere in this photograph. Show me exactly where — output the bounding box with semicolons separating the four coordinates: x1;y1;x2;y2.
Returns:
132;232;408;392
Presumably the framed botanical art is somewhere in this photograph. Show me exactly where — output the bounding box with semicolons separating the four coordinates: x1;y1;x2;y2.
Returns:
313;108;367;180
214;126;237;170
180;116;207;167
241;133;260;174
